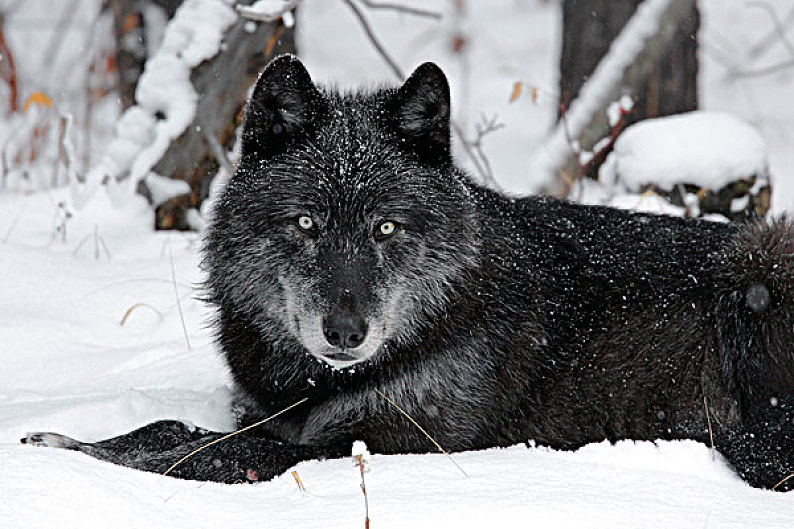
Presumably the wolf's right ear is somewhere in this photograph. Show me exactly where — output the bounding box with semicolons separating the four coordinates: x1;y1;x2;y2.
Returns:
241;55;325;161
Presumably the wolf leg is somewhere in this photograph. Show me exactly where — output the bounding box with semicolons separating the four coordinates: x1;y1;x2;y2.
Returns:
22;420;336;483
715;399;794;491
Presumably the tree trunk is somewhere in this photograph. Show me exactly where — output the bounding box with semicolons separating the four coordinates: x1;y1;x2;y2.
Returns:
150;16;296;230
110;1;297;230
559;0;699;178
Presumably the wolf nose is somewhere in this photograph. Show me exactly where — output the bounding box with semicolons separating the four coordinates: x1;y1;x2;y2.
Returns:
323;313;367;349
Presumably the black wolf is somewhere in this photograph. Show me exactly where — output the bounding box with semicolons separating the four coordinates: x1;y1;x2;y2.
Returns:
24;56;794;490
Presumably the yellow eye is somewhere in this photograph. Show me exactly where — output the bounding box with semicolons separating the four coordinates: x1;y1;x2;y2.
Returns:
298;216;314;230
379;221;396;237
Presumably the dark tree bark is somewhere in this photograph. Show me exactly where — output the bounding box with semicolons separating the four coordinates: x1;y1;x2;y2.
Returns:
152;16;296;230
560;0;699;123
559;0;699;178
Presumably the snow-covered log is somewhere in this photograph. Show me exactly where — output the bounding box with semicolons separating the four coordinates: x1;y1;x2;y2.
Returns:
599;111;771;221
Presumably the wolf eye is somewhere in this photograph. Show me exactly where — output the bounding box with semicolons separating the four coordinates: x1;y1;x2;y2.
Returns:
375;221;399;240
297;215;314;230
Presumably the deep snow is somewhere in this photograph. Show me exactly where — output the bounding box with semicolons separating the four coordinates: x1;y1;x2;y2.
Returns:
2;0;794;527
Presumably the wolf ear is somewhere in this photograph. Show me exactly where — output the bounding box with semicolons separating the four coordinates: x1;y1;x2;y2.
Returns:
241;55;324;162
392;62;451;162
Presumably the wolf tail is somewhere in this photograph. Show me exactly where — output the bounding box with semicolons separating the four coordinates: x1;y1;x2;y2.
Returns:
717;217;794;410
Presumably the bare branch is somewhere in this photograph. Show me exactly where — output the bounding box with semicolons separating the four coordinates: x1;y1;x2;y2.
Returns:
340;0;496;187
203;129;234;176
746;2;794;59
732;57;794;78
469;114;504;184
358;0;441;20
341;0;404;79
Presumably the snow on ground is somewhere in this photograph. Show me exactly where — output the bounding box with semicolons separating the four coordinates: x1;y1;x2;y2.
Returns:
3;1;794;528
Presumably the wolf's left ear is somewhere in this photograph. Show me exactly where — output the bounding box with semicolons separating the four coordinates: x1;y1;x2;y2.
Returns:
392;62;451;162
241;55;325;162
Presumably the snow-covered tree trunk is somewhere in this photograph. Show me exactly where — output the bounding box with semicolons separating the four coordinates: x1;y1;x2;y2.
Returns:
532;0;698;191
150;12;296;230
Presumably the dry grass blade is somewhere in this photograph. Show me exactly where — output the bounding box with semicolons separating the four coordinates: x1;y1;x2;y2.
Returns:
291;470;306;492
119;303;164;326
703;395;715;460
772;472;794;491
168;236;191;350
2;200;27;244
374;389;468;477
162;397;309;477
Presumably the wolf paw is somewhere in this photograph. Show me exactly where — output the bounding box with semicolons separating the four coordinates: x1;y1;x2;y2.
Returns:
21;432;81;450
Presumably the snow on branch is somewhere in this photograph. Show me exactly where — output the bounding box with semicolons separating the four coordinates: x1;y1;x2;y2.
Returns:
72;0;237;208
528;0;694;191
236;0;298;27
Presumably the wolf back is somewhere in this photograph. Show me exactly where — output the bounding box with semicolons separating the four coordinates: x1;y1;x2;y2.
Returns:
23;55;794;490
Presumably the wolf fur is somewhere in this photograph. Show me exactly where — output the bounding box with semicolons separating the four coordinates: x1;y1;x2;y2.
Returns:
24;56;794;490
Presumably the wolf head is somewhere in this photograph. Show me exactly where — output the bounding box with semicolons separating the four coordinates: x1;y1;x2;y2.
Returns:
206;55;480;370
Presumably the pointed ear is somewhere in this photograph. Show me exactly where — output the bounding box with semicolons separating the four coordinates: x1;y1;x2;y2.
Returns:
392;62;451;162
241;55;325;162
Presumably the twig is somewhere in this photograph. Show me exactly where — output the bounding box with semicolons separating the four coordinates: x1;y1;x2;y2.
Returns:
40;0;80;77
703;395;715;460
341;0;403;80
340;0;493;186
469;114;505;184
358;0;441;19
168;236;191;350
374;389;468;477
353;452;370;528
203;128;233;176
162;397;308;477
731;57;794;78
72;225;112;260
746;2;794;59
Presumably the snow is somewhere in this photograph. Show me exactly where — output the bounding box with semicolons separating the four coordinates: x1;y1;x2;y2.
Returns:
75;0;237;208
2;0;794;527
237;0;297;26
601;111;769;191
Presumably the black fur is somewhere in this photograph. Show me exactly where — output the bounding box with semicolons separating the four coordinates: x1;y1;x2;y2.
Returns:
24;56;794;490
